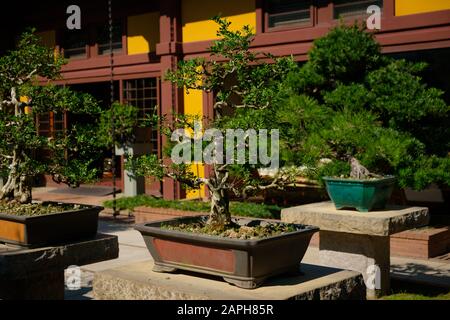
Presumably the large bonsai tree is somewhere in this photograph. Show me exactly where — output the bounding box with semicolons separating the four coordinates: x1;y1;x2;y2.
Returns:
0;30;104;203
276;24;450;190
128;17;299;228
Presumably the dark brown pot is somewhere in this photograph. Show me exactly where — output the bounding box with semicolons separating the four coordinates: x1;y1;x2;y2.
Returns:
135;216;319;289
0;202;102;247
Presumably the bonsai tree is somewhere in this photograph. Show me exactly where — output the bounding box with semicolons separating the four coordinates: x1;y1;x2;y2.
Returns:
275;24;450;190
0;30;104;204
128;17;299;229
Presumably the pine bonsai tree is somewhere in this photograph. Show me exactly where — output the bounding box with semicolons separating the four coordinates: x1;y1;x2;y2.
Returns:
0;30;104;204
276;24;450;190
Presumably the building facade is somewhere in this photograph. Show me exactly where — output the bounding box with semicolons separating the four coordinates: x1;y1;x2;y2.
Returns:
2;0;449;200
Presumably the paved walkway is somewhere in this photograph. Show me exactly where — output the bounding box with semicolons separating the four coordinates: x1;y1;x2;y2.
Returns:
32;188;449;299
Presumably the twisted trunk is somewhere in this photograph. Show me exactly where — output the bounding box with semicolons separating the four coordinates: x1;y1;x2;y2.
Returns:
0;87;33;204
208;187;230;227
206;165;231;229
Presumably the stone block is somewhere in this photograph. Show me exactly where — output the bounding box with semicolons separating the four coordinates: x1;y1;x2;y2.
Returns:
93;260;366;300
281;201;429;236
319;231;390;299
0;234;119;300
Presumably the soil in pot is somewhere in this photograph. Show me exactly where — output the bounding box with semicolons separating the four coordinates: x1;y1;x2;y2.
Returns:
163;218;297;240
0;201;88;216
0;201;101;247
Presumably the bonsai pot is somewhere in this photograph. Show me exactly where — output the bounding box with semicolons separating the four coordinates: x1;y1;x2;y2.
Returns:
0;202;102;247
323;176;397;212
135;216;319;289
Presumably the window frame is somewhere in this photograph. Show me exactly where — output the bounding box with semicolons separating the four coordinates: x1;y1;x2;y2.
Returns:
60;29;90;60
58;17;127;60
94;19;127;57
264;0;315;33
36;111;67;138
332;0;384;22
122;77;161;154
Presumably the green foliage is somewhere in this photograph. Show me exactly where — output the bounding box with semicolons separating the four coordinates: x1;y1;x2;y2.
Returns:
308;23;384;87
0;28;65;91
276;23;450;190
98;102;140;147
0;30;106;198
133;17;298;197
103;195;281;219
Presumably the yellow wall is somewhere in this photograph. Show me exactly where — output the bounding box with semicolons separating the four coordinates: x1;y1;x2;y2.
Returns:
36;30;56;48
395;0;450;16
127;12;160;54
182;0;256;43
183;88;207;199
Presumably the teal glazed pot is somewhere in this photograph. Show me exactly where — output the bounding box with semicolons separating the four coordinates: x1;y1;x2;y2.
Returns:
323;176;397;212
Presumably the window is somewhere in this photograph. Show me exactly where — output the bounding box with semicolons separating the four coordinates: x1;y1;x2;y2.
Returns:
334;0;383;20
267;0;312;29
123;78;158;120
123;78;159;152
37;112;65;137
63;30;87;59
97;22;123;55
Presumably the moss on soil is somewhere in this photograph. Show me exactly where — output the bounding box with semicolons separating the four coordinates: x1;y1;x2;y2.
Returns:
0;201;86;217
163;221;297;240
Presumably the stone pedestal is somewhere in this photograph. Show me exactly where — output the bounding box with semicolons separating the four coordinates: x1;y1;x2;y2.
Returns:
93;260;366;300
282;202;429;299
0;234;119;300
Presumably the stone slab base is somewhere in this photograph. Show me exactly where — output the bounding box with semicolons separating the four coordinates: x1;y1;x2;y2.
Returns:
0;234;119;300
93;260;365;300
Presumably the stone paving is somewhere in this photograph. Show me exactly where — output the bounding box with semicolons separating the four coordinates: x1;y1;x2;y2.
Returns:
30;187;449;300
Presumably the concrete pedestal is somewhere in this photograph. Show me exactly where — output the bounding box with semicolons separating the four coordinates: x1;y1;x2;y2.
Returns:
116;144;151;197
0;234;119;300
282;202;429;298
93;260;366;300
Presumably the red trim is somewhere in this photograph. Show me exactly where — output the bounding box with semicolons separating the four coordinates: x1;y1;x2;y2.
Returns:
181;9;450;59
255;0;264;34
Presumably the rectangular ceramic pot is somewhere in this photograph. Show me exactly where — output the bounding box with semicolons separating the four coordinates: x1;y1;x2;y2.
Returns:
324;176;397;212
0;202;102;247
135;216;319;289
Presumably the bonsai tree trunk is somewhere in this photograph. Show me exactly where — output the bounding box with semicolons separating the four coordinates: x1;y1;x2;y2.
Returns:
0;87;33;204
0;151;32;204
206;164;232;229
350;157;380;180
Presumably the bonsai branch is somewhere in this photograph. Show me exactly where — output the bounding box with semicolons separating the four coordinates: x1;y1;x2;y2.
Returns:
241;168;297;199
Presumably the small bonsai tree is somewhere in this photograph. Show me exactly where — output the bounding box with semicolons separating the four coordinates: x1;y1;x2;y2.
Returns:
276;24;450;190
128;17;299;229
0;30;104;204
